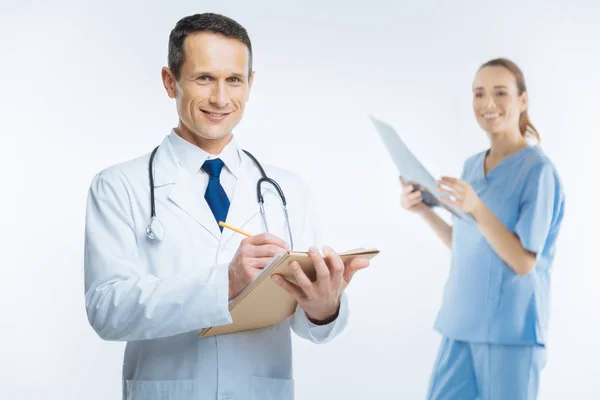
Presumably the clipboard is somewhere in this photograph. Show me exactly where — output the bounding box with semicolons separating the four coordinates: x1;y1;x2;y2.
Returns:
369;115;472;220
198;248;380;337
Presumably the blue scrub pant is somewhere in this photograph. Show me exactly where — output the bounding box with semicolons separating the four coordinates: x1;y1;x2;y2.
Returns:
427;337;547;400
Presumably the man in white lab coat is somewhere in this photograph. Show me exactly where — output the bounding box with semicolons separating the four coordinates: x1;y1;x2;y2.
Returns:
84;13;369;400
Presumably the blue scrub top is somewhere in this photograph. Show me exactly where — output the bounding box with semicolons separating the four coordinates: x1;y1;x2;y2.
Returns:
434;145;565;346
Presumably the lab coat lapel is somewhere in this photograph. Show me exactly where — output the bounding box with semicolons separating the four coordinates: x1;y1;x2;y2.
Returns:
153;136;221;240
168;167;222;240
221;153;261;245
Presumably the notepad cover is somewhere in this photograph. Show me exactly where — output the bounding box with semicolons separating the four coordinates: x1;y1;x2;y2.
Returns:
198;248;379;337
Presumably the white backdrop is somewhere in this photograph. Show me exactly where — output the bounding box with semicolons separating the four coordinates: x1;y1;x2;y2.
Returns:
1;0;598;398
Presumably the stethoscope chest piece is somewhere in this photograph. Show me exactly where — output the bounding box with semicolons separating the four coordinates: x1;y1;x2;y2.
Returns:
146;216;165;241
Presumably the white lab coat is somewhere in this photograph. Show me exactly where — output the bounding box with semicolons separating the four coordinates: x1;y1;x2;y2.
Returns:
84;133;349;400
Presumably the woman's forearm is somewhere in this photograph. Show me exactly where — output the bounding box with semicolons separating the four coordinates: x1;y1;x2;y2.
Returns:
418;207;453;249
471;203;536;275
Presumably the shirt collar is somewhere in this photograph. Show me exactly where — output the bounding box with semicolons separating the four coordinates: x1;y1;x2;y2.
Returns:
168;130;242;178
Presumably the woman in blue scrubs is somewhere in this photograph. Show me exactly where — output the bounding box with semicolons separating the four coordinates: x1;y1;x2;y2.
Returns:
400;58;566;399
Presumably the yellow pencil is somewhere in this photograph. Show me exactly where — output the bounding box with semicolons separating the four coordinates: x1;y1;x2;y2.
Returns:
218;221;252;237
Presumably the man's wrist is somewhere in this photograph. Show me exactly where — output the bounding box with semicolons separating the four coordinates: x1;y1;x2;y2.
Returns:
306;302;341;326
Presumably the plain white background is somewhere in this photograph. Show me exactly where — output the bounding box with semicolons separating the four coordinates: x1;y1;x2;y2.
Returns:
1;0;598;398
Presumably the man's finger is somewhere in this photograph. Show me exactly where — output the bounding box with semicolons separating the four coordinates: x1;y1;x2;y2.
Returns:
289;261;314;294
245;233;288;249
308;246;330;281
249;257;279;270
323;246;344;284
250;244;288;258
343;257;370;283
272;274;304;300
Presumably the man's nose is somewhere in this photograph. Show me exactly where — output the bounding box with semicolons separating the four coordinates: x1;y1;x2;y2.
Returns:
209;82;229;108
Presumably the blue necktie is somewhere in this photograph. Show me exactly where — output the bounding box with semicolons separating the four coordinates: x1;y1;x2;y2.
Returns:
202;158;230;231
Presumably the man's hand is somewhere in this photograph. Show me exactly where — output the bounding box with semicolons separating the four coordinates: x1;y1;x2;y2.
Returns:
271;246;370;324
228;233;289;300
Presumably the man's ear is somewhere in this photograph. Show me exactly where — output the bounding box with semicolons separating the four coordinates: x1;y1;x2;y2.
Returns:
245;70;255;101
161;67;177;99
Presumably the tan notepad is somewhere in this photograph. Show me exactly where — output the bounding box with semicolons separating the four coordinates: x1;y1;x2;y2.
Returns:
198;248;380;337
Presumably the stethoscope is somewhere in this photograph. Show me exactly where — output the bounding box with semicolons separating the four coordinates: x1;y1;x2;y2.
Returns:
145;145;294;250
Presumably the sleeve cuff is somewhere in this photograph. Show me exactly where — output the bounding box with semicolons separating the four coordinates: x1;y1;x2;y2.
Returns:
306;317;337;340
514;225;544;258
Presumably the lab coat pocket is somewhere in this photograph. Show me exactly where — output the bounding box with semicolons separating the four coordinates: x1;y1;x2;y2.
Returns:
124;379;196;400
251;376;295;400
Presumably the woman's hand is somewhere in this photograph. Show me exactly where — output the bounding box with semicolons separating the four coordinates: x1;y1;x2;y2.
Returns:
437;177;483;215
399;176;428;214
